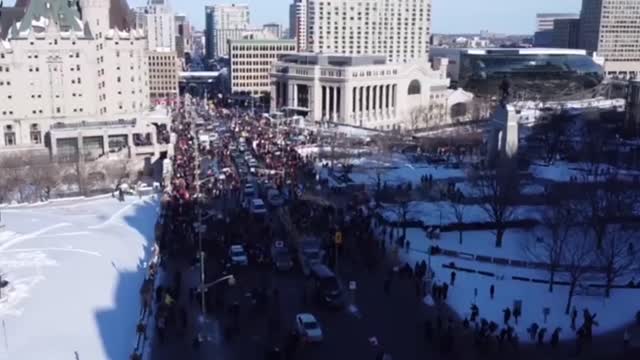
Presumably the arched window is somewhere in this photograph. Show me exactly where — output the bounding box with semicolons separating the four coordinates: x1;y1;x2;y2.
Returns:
408;80;421;95
451;103;468;118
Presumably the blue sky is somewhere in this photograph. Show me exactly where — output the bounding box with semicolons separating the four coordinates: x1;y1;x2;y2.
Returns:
130;0;582;34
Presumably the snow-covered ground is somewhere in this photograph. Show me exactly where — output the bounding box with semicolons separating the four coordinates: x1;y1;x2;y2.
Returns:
0;195;158;360
390;225;639;344
379;201;543;226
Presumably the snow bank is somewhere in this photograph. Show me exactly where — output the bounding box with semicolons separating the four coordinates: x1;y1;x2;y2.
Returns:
0;196;158;360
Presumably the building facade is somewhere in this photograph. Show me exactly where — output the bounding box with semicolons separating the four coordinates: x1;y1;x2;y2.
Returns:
0;0;168;158
135;0;176;52
211;28;278;59
535;13;579;32
205;4;250;60
580;0;640;78
174;14;192;58
229;39;296;96
430;48;604;101
289;0;307;50
551;18;580;49
306;0;432;63
263;23;283;39
270;54;450;131
147;51;179;104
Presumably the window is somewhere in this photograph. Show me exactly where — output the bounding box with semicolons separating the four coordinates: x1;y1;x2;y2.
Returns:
4;125;15;146
30;123;41;144
56;107;61;113
408;79;421;95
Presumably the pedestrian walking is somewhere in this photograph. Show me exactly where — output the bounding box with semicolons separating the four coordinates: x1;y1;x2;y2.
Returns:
442;282;449;300
550;328;560;348
571;306;578;330
624;328;631;350
503;307;511;325
537;327;547;346
450;271;456;286
489;284;495;299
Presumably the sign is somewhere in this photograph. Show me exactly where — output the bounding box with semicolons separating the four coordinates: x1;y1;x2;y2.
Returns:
335;231;343;245
349;281;357;290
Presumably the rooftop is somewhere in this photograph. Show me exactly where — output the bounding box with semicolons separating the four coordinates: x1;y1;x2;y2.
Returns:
278;53;387;67
432;47;588;56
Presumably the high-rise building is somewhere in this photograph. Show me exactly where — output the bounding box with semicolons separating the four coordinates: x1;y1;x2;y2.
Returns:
579;0;640;78
175;14;193;58
133;0;176;52
205;4;250;60
0;0;169;158
289;0;307;50
263;23;283;39
552;18;581;49
306;0;432;63
229;39;296;96
148;51;180;104
536;13;579;32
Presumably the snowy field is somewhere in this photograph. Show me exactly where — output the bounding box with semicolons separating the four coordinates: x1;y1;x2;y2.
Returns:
0;195;158;360
391;226;639;344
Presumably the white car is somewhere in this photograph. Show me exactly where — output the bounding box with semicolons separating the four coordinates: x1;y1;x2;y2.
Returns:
249;198;267;215
295;313;323;342
229;245;249;266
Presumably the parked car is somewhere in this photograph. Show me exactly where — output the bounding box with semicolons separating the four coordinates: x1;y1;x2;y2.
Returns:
229;245;248;266
295;313;323;342
266;188;285;207
271;241;293;271
249;198;267;215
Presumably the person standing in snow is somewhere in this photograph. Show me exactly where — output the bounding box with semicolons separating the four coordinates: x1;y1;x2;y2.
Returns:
442;282;449;300
550;328;561;348
623;328;631;351
503;307;511;325
450;271;456;286
489;284;495;299
571;306;578;330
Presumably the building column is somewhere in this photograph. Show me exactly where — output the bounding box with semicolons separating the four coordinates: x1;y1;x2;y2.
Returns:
331;86;340;122
368;85;373;116
292;84;298;108
103;133;109;159
343;85;351;124
371;85;378;115
288;83;295;108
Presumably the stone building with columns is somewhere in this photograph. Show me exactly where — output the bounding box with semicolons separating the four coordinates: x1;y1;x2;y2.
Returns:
270;53;450;131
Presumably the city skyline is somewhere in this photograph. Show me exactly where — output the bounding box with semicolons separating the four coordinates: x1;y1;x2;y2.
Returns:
128;0;582;35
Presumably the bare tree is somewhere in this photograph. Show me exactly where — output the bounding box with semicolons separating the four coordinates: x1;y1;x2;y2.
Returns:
27;161;60;201
448;189;466;244
524;196;575;293
530;114;569;164
580;172;636;250
408;105;428;130
596;223;639;298
0;155;27;203
562;231;597;315
469;159;521;247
